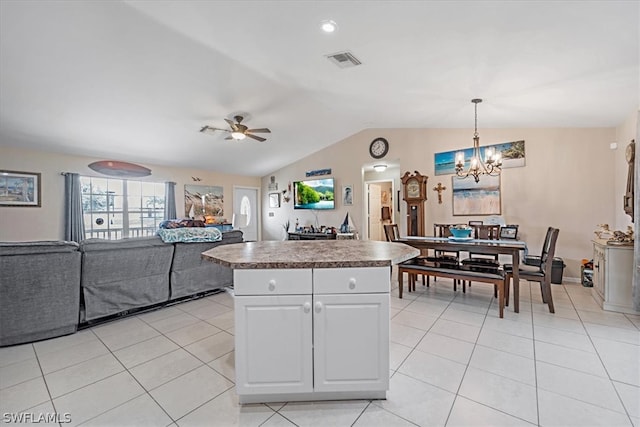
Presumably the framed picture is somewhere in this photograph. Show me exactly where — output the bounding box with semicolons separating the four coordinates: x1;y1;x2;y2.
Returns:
342;185;353;206
435;140;526;176
0;170;41;207
184;184;224;218
452;175;501;216
500;225;519;240
269;192;281;208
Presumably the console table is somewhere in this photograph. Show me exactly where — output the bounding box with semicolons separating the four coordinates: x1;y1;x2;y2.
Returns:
288;232;336;240
591;239;636;314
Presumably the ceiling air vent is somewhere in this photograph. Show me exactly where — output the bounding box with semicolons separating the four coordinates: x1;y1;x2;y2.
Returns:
326;51;362;68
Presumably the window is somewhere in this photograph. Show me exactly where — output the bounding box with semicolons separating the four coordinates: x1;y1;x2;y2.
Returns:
81;176;165;239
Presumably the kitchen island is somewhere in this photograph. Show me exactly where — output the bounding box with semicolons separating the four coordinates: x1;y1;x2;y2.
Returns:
202;240;419;404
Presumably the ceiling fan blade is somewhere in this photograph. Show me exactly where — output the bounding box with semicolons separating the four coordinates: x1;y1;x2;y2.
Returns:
246;128;271;134
200;126;230;133
246;133;267;142
224;118;238;131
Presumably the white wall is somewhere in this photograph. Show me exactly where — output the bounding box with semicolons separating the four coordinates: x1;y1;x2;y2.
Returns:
261;126;622;280
0;146;260;241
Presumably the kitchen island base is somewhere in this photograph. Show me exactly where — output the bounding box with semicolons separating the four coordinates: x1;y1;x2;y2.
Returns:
234;267;390;404
201;240;420;405
239;390;386;405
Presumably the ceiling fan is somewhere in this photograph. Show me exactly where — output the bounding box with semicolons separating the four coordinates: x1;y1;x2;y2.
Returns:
200;115;271;142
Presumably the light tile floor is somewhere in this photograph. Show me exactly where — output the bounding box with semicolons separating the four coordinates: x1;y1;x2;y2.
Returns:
1;276;639;426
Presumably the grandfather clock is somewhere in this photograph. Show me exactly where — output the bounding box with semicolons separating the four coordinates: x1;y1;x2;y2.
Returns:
401;171;428;236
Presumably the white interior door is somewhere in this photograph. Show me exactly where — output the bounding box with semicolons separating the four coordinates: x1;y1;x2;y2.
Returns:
233;187;259;241
368;183;382;241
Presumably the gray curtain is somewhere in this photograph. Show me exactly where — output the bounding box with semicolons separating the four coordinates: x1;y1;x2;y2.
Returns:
164;181;177;220
64;173;85;243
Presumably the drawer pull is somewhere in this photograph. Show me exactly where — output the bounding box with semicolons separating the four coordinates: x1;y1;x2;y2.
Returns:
268;279;276;291
303;302;311;313
349;278;356;289
314;301;323;313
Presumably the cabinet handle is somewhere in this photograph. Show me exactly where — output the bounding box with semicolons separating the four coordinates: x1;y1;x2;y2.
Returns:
268;279;276;291
303;302;311;313
314;301;323;313
349;278;356;289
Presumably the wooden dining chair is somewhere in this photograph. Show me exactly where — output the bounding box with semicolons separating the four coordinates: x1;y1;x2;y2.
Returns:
431;223;461;264
504;227;559;313
383;224;400;242
460;224;501;295
384;223;429;292
463;224;501;266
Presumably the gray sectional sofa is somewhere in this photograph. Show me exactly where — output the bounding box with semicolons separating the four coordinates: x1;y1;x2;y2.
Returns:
0;230;243;346
0;241;82;346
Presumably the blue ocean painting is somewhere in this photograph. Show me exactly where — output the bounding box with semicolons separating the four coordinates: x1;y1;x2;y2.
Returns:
435;140;525;176
452;175;501;216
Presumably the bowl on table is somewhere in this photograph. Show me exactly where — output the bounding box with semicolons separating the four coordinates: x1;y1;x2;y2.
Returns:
449;226;473;239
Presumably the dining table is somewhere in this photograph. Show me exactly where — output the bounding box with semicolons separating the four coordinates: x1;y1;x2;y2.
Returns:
395;236;528;312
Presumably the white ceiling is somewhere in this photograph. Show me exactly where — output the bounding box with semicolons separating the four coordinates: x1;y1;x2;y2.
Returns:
1;1;638;177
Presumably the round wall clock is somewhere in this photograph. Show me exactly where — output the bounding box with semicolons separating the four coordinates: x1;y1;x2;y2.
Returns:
369;137;389;159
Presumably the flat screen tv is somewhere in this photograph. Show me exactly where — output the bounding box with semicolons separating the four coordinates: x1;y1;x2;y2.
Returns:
293;178;335;210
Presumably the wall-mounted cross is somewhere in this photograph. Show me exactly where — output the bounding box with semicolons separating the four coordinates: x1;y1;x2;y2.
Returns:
433;182;446;204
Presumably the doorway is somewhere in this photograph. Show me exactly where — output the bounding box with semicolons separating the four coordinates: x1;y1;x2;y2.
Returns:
366;180;394;241
233;186;260;241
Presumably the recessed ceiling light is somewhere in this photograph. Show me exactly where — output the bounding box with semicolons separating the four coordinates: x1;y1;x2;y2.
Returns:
320;20;337;33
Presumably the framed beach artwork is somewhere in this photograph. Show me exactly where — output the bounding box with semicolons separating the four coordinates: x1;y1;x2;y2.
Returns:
452;175;501;216
0;170;41;207
435;140;526;176
184;184;224;218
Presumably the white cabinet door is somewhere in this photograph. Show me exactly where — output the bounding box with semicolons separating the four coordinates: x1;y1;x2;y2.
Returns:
313;293;389;392
235;295;313;395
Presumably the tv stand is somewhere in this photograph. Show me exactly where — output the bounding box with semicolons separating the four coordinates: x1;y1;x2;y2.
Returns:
288;232;336;240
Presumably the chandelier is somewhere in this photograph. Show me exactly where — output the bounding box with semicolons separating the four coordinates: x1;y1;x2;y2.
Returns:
455;98;502;183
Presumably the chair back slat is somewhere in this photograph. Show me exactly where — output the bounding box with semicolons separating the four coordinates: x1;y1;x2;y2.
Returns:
539;227;560;276
384;224;400;242
434;223;456;238
473;224;500;240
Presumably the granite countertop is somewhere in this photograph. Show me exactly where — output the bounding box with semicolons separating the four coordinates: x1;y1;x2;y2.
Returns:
202;240;420;269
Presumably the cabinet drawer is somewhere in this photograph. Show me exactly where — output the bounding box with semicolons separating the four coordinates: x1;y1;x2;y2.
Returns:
313;267;390;294
234;269;312;295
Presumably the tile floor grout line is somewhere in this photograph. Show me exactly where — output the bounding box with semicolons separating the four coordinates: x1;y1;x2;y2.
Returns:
442;294;490;427
538;283;636;423
527;280;542;427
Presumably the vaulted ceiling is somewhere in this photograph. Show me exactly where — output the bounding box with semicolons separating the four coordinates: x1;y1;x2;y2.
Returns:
1;1;638;176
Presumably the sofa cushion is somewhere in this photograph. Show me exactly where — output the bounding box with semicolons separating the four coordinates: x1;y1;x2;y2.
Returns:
169;230;243;299
80;236;167;251
0;240;79;256
79;236;174;321
1;244;80;346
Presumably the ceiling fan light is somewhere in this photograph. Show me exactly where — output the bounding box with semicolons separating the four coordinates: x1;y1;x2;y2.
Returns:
231;131;246;140
320;20;337;33
373;164;387;172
